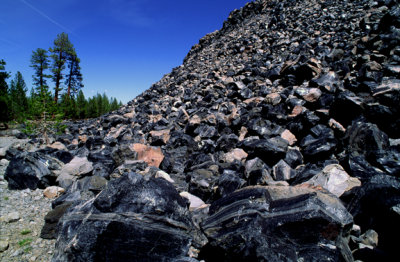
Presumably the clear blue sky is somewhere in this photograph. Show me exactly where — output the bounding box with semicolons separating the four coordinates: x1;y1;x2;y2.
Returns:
1;0;250;104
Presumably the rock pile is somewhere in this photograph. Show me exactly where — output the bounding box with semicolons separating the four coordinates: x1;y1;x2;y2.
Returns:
2;0;400;261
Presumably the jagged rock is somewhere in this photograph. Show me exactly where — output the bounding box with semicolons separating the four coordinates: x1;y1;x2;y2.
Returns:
346;175;400;260
43;186;66;199
5;151;63;190
244;157;273;185
17;0;400;260
132;143;164;168
216;170;246;198
52;172;206;261
284;147;303;168
300;124;337;160
272;159;296;181
200;186;353;262
222;148;248;163
305;164;361;197
56;156;93;188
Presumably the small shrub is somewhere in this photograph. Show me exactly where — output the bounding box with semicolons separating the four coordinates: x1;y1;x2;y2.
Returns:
18;238;32;247
20;229;32;235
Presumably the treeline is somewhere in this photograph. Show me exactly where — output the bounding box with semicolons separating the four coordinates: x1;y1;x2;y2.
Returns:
0;32;122;125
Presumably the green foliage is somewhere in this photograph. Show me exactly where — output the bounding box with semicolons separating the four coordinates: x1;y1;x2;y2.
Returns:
0;59;10;123
50;32;74;102
4;196;9;200
4;34;124;125
18;238;32;247
20;229;32;235
9;72;29;121
30;48;50;88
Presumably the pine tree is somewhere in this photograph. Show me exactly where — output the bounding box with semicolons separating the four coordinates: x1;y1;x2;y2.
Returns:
86;96;97;118
49;33;73;103
110;97;119;111
9;72;28;121
76;90;87;119
60;93;77;119
31;48;50;89
65;49;83;98
102;93;110;114
30;49;53;119
0;59;10;125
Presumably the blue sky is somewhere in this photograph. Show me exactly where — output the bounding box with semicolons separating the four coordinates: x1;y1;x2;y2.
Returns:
1;0;250;104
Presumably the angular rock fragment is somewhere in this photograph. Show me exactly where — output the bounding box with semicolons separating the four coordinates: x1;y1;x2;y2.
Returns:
132;143;164;168
52;173;206;261
305;164;361;197
5;151;63;190
200;186;353;262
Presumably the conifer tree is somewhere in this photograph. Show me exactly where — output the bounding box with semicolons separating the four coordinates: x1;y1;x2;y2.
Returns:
31;48;50;89
30;49;53;119
65;49;83;98
0;59;10;124
49;33;73;103
76;90;87;119
9;72;28;121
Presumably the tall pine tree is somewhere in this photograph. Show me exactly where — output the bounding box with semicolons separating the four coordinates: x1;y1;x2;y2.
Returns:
0;59;10;125
9;72;28;121
49;32;73;103
31;48;50;89
30;48;53;119
76;90;87;119
65;49;83;98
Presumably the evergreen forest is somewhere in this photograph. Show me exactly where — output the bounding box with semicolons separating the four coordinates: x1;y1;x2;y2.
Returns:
0;33;123;126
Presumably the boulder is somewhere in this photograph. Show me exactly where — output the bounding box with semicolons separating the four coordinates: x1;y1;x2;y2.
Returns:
346;175;400;260
305;164;361;197
52;172;206;261
132;143;164;168
4;151;63;190
200;186;353;262
56;156;93;188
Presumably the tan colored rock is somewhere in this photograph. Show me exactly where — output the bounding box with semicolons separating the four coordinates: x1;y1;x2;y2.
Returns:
78;135;88;143
281;129;297;146
223;148;248;163
289;105;304;117
266;93;281;105
123;110;135;118
155;170;175;183
49;142;67;151
239;126;248;141
132;143;164;168
189;115;202;125
244;97;264;104
150;129;171;144
303;88;322;102
329;118;346;133
149;114;163;123
43;186;65;199
304;164;361;197
60;156;93;177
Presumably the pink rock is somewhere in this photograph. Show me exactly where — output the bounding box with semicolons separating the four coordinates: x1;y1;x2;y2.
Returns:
266;93;281;105
132;143;164;168
303;88;322;102
289;105;304;118
150;129;171;144
281;129;297;146
223;148;248;163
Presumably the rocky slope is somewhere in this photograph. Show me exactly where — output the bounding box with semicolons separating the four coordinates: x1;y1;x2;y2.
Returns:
2;0;400;261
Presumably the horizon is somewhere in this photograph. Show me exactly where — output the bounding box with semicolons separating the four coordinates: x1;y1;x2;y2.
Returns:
2;0;250;104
